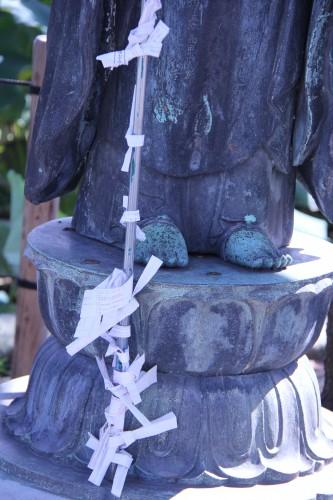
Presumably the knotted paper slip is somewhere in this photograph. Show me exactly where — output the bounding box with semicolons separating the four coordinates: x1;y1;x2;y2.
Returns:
121;195;146;242
97;0;169;71
98;0;169;245
66;2;176;496
97;0;169;177
66;255;177;497
87;356;177;498
66;255;162;357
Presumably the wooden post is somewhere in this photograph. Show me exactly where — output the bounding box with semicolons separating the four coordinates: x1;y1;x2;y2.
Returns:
11;35;59;377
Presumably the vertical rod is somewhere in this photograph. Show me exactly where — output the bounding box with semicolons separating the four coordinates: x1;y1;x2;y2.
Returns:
117;0;149;364
123;54;149;278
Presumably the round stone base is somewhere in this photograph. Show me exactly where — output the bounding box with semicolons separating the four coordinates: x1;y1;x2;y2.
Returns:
7;218;333;492
26;218;333;372
1;405;333;500
4;337;333;485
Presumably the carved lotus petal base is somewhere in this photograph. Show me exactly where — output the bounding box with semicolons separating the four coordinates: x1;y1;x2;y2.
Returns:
5;337;333;485
26;219;333;374
4;220;333;489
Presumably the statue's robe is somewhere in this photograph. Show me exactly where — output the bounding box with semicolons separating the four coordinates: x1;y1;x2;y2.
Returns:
25;0;333;253
293;0;333;221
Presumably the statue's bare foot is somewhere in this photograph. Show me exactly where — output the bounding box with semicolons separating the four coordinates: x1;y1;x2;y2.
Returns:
221;226;293;270
135;216;189;267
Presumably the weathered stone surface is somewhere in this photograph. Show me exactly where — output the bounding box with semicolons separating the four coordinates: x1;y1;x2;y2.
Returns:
1;405;333;500
4;339;333;485
8;0;333;495
26;219;333;370
3;219;333;487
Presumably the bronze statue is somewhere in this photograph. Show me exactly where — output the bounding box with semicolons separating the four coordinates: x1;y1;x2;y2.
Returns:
25;0;333;269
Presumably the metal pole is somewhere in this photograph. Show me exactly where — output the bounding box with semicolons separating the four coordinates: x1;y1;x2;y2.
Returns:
117;1;149;369
123;54;149;278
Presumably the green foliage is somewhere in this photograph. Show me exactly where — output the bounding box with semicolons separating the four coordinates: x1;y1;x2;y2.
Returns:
0;0;50;204
1;0;49;27
0;1;49;125
0;0;50;132
38;0;52;6
59;191;77;218
0;354;10;376
0;1;51;278
3;170;24;274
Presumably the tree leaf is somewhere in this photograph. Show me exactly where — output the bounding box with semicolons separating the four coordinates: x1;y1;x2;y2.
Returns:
1;0;49;30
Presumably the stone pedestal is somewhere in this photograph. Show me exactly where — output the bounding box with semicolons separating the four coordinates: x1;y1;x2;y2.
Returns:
2;218;333;496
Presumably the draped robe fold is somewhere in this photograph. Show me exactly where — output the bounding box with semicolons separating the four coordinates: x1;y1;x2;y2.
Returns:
25;0;333;253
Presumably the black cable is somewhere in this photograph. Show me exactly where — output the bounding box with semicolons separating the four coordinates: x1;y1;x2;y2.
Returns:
0;274;37;290
0;77;40;95
16;278;37;290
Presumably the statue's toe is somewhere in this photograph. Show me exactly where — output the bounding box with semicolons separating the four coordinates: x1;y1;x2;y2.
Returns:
135;217;188;268
273;253;293;270
282;254;292;268
222;226;292;271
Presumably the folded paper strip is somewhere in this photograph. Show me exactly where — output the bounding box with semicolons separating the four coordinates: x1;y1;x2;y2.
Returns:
96;0;169;71
66;255;177;497
66;4;175;496
120;195;146;242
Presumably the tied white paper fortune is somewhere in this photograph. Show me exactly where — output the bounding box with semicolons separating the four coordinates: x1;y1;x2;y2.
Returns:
66;255;163;357
66;255;177;497
87;356;177;498
120;88;144;174
120;195;146;242
97;0;170;183
96;0;169;71
66;1;176;497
